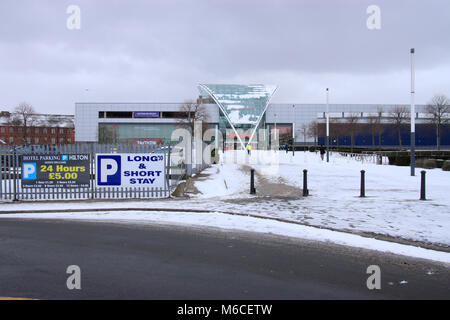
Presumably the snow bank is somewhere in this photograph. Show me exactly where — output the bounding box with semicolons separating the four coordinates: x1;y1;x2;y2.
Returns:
1;210;449;264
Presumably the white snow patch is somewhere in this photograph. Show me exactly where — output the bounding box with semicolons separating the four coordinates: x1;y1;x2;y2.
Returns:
1;209;449;264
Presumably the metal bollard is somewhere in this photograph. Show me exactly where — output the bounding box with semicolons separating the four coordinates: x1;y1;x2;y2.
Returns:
302;169;309;196
420;170;426;200
360;170;365;197
250;169;256;194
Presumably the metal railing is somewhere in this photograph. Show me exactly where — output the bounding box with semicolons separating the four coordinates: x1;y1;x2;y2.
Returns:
338;152;389;165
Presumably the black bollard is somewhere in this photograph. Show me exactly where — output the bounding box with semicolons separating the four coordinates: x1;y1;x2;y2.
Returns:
420;170;426;200
250;169;256;194
360;170;365;197
303;169;309;196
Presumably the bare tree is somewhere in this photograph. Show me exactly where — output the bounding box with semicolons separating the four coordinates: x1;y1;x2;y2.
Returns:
344;113;361;153
389;106;410;148
12;102;37;144
177;100;209;134
299;123;308;145
426;94;450;150
307;121;318;146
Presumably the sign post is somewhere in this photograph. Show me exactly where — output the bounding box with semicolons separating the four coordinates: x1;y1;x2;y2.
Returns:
410;48;416;176
326;88;330;162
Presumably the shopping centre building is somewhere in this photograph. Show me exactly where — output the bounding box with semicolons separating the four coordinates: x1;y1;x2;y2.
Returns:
75;84;449;148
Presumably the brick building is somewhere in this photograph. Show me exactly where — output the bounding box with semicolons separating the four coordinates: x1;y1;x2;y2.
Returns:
0;111;74;145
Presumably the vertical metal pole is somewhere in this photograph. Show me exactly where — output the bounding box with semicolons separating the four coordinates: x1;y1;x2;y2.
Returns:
302;169;308;196
250;169;256;194
420;170;426;200
222;131;225;153
91;143;94;199
0;146;3;200
360;170;365;197
410;48;416;176
326;88;330;162
13;146;18;201
292;104;295;156
166;145;170;197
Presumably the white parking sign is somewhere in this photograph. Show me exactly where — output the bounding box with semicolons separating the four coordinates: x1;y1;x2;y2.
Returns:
96;153;165;188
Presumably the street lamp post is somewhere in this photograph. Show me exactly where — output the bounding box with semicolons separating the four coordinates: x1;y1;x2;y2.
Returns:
326;88;330;162
410;48;415;176
292;104;295;156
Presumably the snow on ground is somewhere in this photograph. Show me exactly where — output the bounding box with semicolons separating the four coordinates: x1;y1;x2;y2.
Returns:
1;209;449;264
253;151;449;246
191;150;450;247
0;150;449;260
193;163;249;197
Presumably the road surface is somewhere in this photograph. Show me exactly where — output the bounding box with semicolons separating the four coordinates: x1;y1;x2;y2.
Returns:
0;218;448;299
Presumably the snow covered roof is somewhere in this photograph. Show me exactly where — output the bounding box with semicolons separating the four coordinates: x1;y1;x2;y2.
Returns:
0;112;74;128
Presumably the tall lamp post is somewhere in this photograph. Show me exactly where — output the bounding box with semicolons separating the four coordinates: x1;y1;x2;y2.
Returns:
292;104;295;156
326;88;330;162
410;48;415;176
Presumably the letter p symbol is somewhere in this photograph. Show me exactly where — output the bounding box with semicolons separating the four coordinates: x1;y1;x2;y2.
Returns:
97;155;121;185
23;163;36;179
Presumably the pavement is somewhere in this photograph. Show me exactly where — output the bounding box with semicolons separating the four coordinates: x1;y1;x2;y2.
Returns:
0;218;448;299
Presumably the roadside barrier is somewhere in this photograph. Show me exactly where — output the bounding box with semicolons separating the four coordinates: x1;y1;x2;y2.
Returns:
250;169;256;194
302;169;309;196
420;170;426;200
360;170;366;197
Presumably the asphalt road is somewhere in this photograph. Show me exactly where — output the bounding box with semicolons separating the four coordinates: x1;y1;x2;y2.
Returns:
0;218;448;299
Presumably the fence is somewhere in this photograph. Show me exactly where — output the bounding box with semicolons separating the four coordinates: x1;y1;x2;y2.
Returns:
0;143;193;201
338;152;389;165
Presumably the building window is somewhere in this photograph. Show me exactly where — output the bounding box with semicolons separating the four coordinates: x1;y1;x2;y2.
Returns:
59;138;64;143
161;111;192;119
35;128;39;134
51;128;55;134
9;127;14;133
43;128;47;134
9;137;13;143
18;127;22;133
0;127;4;133
35;137;39;144
59;128;64;134
26;137;31;144
103;111;133;118
51;138;56;144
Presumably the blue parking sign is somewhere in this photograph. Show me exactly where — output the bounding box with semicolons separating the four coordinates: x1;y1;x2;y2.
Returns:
22;163;37;179
97;155;121;185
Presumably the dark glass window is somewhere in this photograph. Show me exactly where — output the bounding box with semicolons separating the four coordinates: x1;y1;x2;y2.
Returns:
104;112;133;118
161;111;193;118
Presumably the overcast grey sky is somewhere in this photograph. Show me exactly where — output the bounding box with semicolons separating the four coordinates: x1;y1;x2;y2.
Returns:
0;0;449;114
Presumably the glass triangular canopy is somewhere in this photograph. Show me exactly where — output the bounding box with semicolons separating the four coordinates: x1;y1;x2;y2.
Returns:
198;84;277;149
